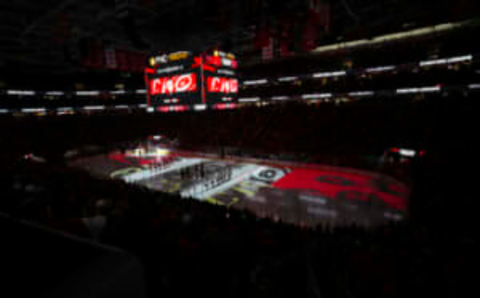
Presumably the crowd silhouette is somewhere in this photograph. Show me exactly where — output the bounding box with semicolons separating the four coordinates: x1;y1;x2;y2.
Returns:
1;95;477;298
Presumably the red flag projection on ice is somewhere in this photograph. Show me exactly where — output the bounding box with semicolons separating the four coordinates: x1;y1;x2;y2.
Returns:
273;168;408;210
150;73;197;95
207;77;238;93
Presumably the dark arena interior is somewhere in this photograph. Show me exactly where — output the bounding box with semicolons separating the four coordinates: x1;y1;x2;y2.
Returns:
1;1;478;297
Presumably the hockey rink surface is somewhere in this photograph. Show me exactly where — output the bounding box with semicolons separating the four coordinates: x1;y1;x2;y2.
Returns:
69;140;409;227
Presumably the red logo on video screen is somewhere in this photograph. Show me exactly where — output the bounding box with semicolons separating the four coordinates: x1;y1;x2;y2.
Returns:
207;77;238;93
150;73;197;95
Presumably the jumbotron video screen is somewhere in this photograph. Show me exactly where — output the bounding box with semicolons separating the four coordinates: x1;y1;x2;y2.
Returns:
145;50;238;111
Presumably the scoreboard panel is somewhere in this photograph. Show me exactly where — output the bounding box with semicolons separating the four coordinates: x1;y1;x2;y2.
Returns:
146;51;201;108
203;51;238;105
145;50;238;111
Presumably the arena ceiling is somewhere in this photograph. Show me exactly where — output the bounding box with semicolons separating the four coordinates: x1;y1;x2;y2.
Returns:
0;0;477;80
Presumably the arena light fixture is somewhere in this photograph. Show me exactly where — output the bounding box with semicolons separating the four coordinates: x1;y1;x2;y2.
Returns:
312;71;346;78
21;107;46;113
302;93;332;99
278;76;298;82
57;107;73;111
76;91;100;96
396;85;441;94
114;105;129;109
365;66;396;73
243;79;268;86
136;89;147;94
193;104;207;111
217;69;235;76
420;54;472;67
399;149;416;157
468;84;480;89
419;58;448;67
82;105;105;110
45;91;65;96
110;90;126;95
0;109;10;113
271;96;290;101
238;97;260;102
7;90;35;96
396;88;419;94
313;39;369;53
348;91;375;97
447;54;473;63
419;86;442;93
313;20;466;54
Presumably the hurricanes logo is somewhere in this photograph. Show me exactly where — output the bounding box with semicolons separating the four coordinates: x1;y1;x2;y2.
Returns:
250;167;287;184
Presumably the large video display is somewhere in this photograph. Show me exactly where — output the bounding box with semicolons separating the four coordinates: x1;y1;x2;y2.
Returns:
145;50;238;111
203;51;238;105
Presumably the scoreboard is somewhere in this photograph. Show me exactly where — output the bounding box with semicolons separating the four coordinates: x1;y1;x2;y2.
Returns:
145;50;238;111
203;50;238;105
